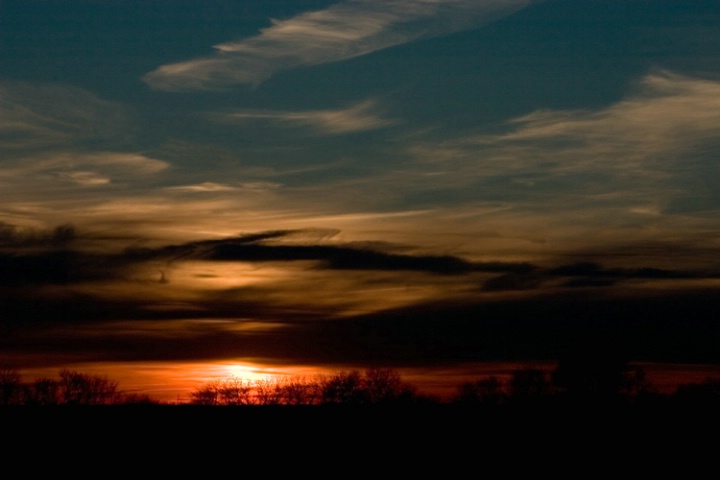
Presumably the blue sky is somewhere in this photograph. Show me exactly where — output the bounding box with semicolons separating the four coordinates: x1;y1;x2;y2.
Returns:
2;0;720;399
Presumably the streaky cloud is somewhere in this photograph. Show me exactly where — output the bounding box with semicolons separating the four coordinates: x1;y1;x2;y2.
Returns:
0;152;169;190
130;229;481;275
165;182;238;193
400;70;720;229
410;71;720;177
143;0;541;91
0;82;136;152
496;71;720;170
4;223;717;300
219;99;398;134
163;181;284;194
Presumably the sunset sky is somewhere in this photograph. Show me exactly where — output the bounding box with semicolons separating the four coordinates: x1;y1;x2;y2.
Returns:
2;0;720;402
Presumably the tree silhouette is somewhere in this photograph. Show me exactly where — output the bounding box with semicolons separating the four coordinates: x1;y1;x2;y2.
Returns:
673;377;720;406
362;367;420;405
58;369;119;405
451;376;506;406
188;368;432;406
189;380;220;405
321;370;368;405
265;376;323;405
255;378;292;405
115;392;157;405
7;365;720;409
619;365;656;401
0;369;23;406
28;377;61;405
217;377;253;405
550;347;656;405
508;368;553;404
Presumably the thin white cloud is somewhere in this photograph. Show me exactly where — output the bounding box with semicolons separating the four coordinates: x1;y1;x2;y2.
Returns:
143;0;540;91
165;181;282;193
219;99;397;134
166;182;237;193
62;171;111;187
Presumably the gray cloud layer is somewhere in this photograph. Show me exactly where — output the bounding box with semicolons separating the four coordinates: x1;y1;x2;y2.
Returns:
3;227;720;373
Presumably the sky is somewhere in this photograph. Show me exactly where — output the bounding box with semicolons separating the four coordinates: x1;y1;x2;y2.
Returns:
1;0;720;402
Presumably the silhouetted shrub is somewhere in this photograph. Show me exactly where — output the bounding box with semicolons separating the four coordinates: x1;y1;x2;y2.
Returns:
552;351;633;401
508;368;553;403
266;376;323;405
451;376;507;406
0;369;23;406
189;381;220;405
320;370;369;405
189;368;432;406
58;369;119;405
27;377;61;405
673;377;720;405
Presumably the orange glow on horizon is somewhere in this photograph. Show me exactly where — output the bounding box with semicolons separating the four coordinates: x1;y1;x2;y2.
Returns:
15;360;720;404
18;361;341;403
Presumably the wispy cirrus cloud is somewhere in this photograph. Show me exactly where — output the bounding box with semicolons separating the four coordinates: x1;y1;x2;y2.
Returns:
295;71;720;267
0;82;172;231
143;0;540;91
403;71;720;206
495;71;720;172
164;182;238;193
215;99;398;134
164;181;283;193
0;152;169;191
0;149;171;240
0;82;137;152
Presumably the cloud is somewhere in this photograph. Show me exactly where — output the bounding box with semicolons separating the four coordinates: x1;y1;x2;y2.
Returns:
218;99;398;134
0;222;76;249
495;71;720;172
62;171;111;187
8;226;715;292
257;71;720;273
129;229;482;275
4;227;720;370
0;152;169;191
0;151;171;240
0;82;137;152
388;70;720;235
165;182;238;193
410;71;720;178
0;82;167;219
143;0;540;90
3;224;720;375
0;227;513;288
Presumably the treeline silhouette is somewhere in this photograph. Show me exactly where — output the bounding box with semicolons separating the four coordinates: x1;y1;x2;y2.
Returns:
0;368;154;406
2;363;719;407
187;367;431;406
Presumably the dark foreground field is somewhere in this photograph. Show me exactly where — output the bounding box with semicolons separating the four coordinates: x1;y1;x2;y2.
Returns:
3;401;719;476
4;396;719;431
